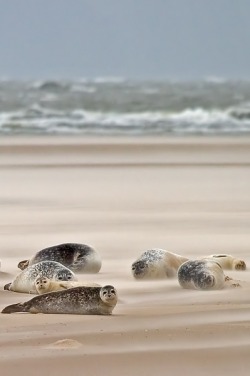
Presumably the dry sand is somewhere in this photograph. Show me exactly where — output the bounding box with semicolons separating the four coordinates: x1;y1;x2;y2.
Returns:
0;135;250;376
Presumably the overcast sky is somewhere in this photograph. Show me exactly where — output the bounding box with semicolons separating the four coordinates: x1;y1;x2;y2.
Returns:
0;0;250;80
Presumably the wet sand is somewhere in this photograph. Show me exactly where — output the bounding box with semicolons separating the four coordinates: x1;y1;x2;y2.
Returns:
1;136;250;376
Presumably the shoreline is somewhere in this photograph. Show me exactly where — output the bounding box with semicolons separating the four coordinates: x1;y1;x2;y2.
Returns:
1;135;250;167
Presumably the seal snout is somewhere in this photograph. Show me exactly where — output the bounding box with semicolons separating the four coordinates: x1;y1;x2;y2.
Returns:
203;274;215;288
131;260;148;279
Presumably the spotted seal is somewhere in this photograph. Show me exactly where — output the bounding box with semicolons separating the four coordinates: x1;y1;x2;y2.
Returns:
204;254;246;270
2;285;118;315
131;249;189;280
18;243;102;273
35;276;100;294
177;259;226;290
4;261;77;294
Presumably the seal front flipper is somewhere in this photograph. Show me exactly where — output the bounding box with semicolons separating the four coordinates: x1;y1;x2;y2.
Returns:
18;260;29;270
58;282;70;290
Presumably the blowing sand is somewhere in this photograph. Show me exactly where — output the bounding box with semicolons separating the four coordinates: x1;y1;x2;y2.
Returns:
1;136;250;376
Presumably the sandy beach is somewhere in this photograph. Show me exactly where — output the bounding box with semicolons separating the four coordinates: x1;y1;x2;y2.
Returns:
1;135;250;376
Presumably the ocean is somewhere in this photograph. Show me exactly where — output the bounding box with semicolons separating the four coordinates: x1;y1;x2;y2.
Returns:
1;78;250;136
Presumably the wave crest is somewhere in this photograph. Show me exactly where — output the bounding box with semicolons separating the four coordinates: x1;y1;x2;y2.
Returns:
1;105;250;135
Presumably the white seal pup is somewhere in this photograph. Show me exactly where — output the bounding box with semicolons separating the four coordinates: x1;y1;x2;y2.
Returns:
18;243;102;273
4;261;77;294
35;276;100;294
2;285;118;315
204;254;246;270
131;249;189;280
178;259;225;290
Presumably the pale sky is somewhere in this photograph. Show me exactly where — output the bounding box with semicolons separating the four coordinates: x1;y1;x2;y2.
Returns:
0;0;250;80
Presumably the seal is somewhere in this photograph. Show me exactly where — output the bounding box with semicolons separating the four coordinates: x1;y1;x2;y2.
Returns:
131;249;189;280
4;261;77;294
204;254;246;270
18;243;102;273
35;276;100;294
177;259;225;290
2;285;118;315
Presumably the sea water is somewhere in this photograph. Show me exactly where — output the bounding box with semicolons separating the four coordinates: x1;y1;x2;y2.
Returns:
1;78;250;135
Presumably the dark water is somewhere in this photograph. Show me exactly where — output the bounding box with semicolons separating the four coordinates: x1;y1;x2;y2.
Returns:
1;78;250;135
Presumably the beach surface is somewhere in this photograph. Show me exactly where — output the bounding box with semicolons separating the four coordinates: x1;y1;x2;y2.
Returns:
1;136;250;376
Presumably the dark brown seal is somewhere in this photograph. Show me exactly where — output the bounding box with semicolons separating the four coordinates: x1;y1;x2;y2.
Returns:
18;243;102;273
2;285;118;315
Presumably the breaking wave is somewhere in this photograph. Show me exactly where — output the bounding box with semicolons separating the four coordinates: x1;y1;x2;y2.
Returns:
1;105;250;135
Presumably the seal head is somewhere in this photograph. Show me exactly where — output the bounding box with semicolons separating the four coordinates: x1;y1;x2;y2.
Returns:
178;259;225;290
99;285;118;306
131;260;148;279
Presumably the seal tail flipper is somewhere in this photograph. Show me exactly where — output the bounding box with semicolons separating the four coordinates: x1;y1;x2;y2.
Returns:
4;283;11;290
17;260;29;270
2;302;27;314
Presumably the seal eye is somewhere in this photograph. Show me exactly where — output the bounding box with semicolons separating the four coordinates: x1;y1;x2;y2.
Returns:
110;289;115;294
58;276;63;280
67;276;72;280
103;291;107;296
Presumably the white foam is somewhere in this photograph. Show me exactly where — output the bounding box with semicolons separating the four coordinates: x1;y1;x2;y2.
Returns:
168;108;231;125
1;106;250;135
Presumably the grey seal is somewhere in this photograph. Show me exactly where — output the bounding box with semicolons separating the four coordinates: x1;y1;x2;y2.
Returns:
132;249;188;279
4;261;77;294
18;243;102;273
2;285;118;315
178;259;225;290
